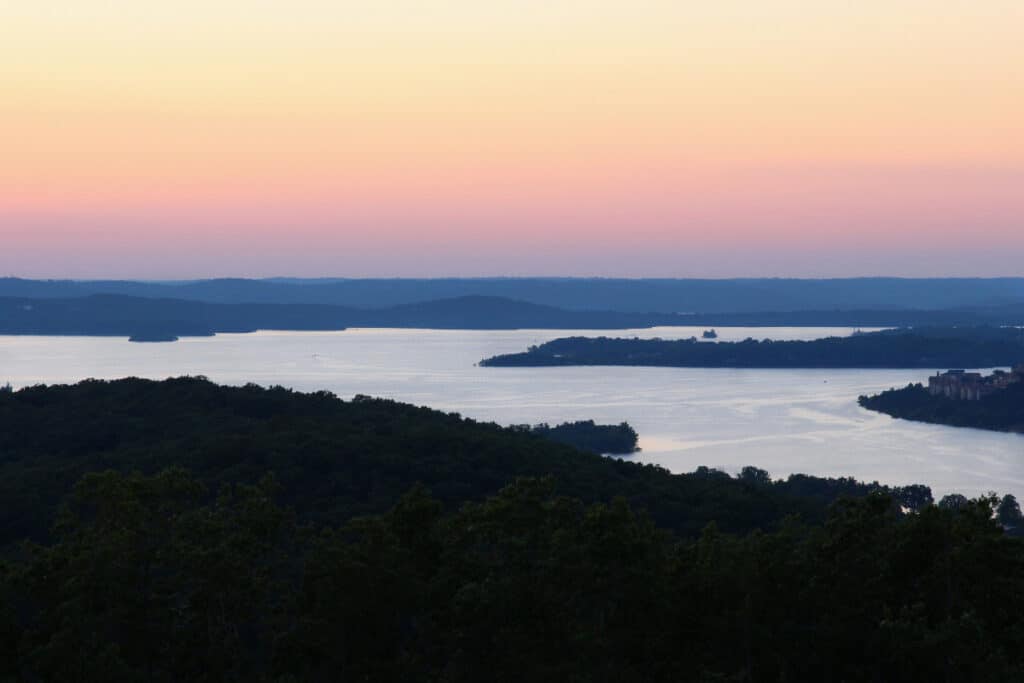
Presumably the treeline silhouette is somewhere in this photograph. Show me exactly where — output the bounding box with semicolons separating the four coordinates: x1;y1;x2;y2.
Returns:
860;382;1024;433
3;378;1024;680
482;327;1024;368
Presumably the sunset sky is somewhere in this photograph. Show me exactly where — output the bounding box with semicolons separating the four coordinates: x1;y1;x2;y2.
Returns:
2;1;1022;278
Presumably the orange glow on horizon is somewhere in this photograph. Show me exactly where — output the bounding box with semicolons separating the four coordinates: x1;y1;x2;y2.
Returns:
2;1;1022;276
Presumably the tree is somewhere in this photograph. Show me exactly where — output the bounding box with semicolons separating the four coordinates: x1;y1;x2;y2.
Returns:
739;466;771;486
938;494;969;511
997;494;1022;527
892;484;933;512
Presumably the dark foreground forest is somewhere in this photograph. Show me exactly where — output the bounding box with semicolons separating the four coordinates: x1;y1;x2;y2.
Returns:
3;378;1024;681
860;381;1024;433
481;326;1024;369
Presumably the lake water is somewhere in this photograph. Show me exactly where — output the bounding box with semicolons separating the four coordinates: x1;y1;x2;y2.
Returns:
2;327;1021;500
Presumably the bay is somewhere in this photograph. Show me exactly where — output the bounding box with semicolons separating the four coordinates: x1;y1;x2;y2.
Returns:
2;326;1021;500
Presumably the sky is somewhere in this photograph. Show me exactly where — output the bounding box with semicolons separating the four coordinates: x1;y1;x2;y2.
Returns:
2;1;1022;278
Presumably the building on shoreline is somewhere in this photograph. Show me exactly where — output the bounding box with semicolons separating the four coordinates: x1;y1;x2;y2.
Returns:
928;365;1024;401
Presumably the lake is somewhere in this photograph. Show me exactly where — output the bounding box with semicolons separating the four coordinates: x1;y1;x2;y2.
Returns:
2;326;1021;500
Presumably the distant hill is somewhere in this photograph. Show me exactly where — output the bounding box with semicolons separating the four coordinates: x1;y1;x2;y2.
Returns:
0;295;349;337
365;296;684;329
3;276;1023;313
2;290;1023;338
658;303;1024;328
0;294;692;337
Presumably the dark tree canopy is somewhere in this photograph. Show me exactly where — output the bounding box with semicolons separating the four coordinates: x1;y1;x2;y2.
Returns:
998;494;1023;527
0;377;913;547
4;377;1024;681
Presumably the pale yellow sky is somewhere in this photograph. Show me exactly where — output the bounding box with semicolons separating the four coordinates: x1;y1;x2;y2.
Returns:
2;1;1022;276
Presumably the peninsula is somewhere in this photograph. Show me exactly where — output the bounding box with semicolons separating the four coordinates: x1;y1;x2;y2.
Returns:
859;365;1024;433
480;327;1024;369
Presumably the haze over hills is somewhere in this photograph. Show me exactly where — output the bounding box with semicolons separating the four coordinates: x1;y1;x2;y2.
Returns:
0;294;693;337
3;291;1024;338
3;287;1023;338
3;277;1024;313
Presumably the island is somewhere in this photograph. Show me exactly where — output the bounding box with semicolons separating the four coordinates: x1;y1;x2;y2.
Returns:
859;365;1024;433
480;327;1024;369
515;420;639;454
128;332;180;343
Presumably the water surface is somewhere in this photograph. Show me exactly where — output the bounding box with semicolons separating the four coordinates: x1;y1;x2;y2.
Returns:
2;327;1021;499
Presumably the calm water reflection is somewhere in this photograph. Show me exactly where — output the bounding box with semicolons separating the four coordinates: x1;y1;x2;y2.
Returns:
2;327;1021;499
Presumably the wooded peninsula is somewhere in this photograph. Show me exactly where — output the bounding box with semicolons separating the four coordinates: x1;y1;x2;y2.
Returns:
481;327;1024;369
860;381;1024;433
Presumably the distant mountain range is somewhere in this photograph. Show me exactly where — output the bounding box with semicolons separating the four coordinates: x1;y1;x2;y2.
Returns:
0;294;693;337
3;276;1024;313
1;277;1022;337
0;293;1021;339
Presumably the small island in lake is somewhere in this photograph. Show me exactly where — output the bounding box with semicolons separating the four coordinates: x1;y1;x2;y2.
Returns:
129;333;180;343
702;329;718;339
481;327;1024;369
515;420;639;454
859;365;1024;433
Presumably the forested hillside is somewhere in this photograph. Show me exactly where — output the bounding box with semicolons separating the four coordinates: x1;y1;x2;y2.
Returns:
0;377;903;547
3;378;1024;681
